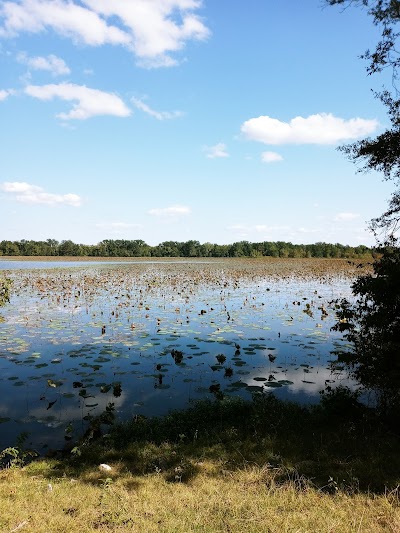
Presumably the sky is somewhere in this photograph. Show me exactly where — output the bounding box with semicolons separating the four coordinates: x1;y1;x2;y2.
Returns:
0;0;396;247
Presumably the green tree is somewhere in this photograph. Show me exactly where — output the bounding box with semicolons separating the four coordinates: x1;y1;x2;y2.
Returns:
59;240;82;256
0;241;20;256
328;0;400;243
46;239;59;255
181;240;201;257
328;0;400;418
158;241;181;257
333;247;400;415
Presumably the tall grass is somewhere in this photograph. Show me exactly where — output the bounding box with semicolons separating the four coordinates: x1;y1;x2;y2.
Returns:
1;391;400;532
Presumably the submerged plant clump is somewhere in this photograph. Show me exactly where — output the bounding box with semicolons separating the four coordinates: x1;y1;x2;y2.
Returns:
0;258;364;451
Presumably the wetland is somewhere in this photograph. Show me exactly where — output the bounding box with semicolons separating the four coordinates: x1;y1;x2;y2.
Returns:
0;258;369;452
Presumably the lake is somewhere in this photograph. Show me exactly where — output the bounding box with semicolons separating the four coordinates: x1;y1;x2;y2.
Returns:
0;258;362;453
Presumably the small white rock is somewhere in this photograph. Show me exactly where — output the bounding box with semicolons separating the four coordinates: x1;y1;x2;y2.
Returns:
99;463;112;472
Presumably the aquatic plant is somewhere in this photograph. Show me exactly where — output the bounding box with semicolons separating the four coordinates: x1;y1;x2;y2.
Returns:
0;277;11;307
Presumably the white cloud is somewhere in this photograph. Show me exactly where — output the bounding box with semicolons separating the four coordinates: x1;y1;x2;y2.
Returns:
0;0;130;45
17;52;71;76
148;205;191;217
261;151;283;163
241;113;378;145
25;83;131;120
0;0;210;68
204;142;229;159
85;0;210;68
1;181;82;206
0;88;14;100
131;96;183;120
335;212;361;221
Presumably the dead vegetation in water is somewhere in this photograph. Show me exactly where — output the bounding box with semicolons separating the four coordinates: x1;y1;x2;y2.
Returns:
0;258;369;454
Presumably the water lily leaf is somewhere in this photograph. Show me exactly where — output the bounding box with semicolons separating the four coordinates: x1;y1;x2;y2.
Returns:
47;379;62;388
230;381;247;389
94;356;110;363
246;385;264;392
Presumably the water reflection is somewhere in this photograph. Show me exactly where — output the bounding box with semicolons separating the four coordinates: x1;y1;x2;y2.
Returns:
0;261;356;452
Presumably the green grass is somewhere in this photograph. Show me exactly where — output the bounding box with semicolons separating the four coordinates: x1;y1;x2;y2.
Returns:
1;391;400;532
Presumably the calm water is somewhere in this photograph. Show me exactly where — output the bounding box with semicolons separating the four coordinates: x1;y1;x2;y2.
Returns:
0;260;356;452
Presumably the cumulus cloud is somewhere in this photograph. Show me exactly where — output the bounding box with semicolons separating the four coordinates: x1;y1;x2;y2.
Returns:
85;0;210;67
335;212;361;221
17;52;71;76
1;181;82;206
25;83;131;120
261;151;283;163
0;0;210;68
0;0;130;45
0;88;14;100
241;113;378;145
131;96;183;120
204;142;229;159
148;205;191;217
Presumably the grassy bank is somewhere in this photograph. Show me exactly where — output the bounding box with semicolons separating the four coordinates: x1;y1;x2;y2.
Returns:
1;460;398;532
1;392;399;532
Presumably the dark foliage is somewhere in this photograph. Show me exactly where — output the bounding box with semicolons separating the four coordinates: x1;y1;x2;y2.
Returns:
327;1;400;77
370;184;400;242
65;394;400;492
0;238;372;259
333;246;400;416
327;1;400;242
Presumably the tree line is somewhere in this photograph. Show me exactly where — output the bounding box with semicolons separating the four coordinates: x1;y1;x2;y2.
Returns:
0;238;372;259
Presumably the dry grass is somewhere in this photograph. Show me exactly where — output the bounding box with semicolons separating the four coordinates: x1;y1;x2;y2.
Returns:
1;460;399;533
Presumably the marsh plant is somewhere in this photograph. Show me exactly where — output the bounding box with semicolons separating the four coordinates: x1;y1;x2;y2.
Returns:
0;277;11;307
0;433;37;469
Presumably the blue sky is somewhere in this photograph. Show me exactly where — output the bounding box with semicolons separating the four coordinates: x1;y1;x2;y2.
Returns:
0;0;394;246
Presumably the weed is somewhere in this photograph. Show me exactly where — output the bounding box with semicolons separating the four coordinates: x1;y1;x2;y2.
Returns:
0;433;38;469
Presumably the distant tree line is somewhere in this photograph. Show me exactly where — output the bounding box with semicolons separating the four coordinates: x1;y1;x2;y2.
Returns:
0;239;372;258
